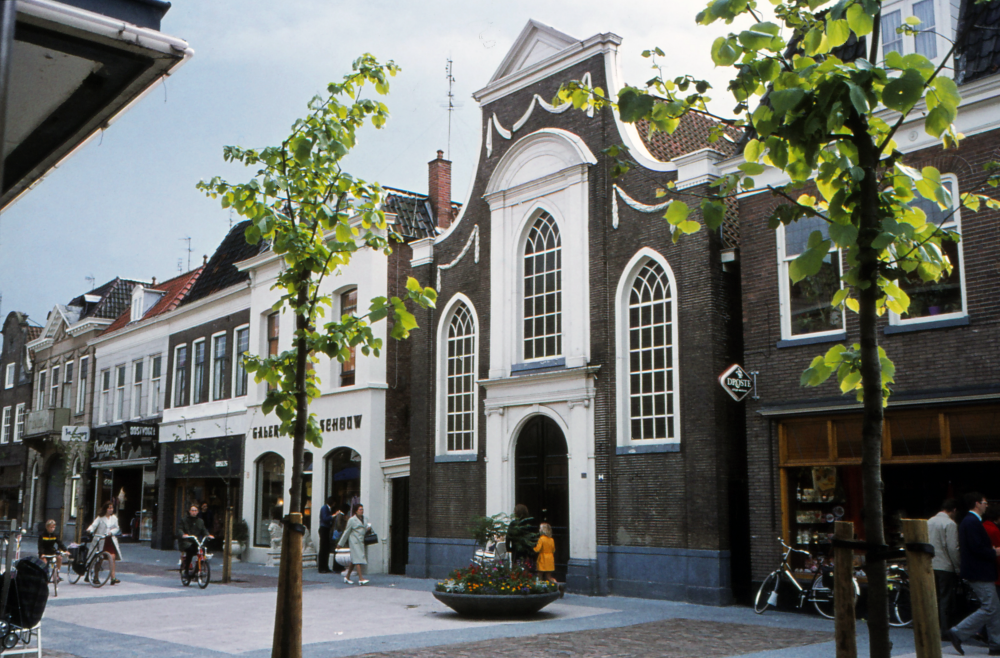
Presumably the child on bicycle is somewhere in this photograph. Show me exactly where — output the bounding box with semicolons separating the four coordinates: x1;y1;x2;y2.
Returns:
178;504;213;575
38;519;68;579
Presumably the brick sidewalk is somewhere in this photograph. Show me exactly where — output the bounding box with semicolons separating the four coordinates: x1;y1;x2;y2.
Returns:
354;618;833;658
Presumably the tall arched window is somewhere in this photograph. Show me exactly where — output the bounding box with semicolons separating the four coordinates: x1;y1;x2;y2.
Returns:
254;453;284;547
624;258;677;443
446;304;475;452
523;212;562;360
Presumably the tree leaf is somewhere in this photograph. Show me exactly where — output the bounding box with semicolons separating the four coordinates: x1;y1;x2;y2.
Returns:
701;199;726;230
847;4;874;36
882;69;925;113
826;18;850;48
770;88;805;114
664;200;691;226
618;87;656;122
711;37;740;66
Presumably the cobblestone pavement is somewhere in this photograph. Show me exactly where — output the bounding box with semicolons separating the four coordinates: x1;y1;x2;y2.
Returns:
352;619;832;658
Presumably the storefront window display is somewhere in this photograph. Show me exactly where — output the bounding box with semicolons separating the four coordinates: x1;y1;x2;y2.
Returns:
255;453;284;547
325;447;360;513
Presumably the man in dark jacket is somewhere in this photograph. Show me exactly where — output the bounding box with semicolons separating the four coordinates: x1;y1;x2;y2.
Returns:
178;504;211;575
318;497;336;573
947;492;1000;656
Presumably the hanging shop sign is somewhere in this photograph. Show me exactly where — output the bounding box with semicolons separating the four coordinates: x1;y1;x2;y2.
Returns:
719;364;754;402
91;423;159;467
61;426;90;442
251;414;363;439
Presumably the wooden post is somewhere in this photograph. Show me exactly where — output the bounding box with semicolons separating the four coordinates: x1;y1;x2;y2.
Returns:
834;521;857;658
271;512;303;658
222;506;233;584
903;518;941;658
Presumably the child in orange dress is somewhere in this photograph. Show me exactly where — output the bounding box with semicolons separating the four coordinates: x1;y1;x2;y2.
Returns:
533;523;557;585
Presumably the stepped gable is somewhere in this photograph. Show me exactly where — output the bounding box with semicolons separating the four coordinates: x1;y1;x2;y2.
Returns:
100;267;204;335
182;221;266;306
957;0;1000;83
636;113;742;162
384;187;454;240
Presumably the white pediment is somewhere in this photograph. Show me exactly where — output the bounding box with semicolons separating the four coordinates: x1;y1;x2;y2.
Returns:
490;20;579;84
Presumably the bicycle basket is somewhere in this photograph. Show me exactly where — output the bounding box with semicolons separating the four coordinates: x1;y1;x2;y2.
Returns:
70;545;88;575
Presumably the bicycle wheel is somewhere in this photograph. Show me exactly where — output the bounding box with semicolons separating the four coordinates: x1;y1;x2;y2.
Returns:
90;553;111;588
754;571;781;614
811;574;835;619
180;562;192;587
49;566;58;598
888;581;912;627
68;560;82;584
197;559;210;589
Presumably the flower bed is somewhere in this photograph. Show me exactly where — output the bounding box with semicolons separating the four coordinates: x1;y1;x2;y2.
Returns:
435;561;558;596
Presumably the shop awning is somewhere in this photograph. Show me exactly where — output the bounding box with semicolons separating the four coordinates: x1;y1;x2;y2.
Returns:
91;457;156;469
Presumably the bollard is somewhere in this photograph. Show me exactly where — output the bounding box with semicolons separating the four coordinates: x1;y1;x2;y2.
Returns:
902;519;941;658
834;521;857;658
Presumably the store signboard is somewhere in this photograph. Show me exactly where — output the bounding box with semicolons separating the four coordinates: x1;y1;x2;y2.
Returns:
719;364;754;402
91;422;159;465
61;426;90;442
165;435;243;479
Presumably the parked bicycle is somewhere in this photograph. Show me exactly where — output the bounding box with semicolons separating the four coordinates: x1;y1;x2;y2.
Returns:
68;532;113;588
180;535;212;589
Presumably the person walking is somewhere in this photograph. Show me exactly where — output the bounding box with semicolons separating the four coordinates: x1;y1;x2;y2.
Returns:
87;501;123;586
984;506;1000;598
947;492;1000;656
318;497;337;573
929;498;962;633
338;503;370;585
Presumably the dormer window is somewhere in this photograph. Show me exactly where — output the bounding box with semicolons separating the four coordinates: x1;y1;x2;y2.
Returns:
130;285;165;322
880;0;946;64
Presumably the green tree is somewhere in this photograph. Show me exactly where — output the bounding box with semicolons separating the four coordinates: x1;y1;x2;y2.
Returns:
559;2;999;655
197;55;436;658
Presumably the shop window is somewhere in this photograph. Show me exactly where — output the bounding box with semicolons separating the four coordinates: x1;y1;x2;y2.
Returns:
132;360;144;419
522;212;562;361
949;409;1000;455
14;404;25;442
324;448;361;513
888;414;941;457
192;339;206;404
778;216;844;339
339;290;357;387
892;177;966;324
150;356;162;415
76;356;89;415
254;453;285;547
784;420;830;463
50;365;60;409
114;365;125;421
834;417;863;460
211;333;227;401
234;326;249;397
174;345;188;408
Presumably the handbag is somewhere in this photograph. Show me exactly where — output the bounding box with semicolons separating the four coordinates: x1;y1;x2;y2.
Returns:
363;528;378;545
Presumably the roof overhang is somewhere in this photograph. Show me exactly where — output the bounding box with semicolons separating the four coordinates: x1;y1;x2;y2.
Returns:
2;0;193;212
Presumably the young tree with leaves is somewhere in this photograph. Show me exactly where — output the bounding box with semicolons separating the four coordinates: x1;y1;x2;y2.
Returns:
559;1;999;655
197;55;436;658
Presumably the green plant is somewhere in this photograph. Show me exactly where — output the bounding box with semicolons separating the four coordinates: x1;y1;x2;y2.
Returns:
436;562;557;596
468;513;509;548
232;519;250;543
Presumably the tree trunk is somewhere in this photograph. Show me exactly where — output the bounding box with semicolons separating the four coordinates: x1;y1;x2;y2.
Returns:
851;113;890;658
271;275;311;658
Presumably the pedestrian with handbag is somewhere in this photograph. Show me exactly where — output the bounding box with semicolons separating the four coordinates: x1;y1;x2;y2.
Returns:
338;503;373;585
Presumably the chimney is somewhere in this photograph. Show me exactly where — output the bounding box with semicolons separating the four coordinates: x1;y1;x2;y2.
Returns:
428;150;453;230
151;277;157;287
203;254;209;266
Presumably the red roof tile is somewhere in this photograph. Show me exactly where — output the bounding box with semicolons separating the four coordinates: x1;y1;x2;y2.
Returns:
100;267;204;336
636;112;743;162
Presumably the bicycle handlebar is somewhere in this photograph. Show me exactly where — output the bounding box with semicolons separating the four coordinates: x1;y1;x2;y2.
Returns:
778;537;812;556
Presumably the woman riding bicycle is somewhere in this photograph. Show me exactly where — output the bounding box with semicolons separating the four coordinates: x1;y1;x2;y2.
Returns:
178;504;213;576
37;519;68;578
88;501;123;585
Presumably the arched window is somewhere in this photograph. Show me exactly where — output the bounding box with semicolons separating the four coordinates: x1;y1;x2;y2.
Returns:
628;261;675;441
254;453;284;547
523;212;562;360
325;448;361;509
69;458;81;519
446;304;475;452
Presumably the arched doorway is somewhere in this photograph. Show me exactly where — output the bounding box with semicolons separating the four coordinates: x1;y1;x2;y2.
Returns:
254;453;284;547
514;416;569;581
325;448;361;513
44;457;65;533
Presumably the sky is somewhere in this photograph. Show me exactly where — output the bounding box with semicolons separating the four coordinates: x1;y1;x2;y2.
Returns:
0;0;744;328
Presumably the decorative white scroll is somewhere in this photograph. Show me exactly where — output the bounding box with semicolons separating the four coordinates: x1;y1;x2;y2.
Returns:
612;185;675;232
437;224;480;290
486;72;594;157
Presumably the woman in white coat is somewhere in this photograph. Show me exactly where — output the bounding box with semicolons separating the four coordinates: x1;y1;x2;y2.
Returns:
337;504;370;585
88;501;123;585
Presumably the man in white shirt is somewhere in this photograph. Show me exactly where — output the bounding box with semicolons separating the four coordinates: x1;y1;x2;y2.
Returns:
928;498;961;633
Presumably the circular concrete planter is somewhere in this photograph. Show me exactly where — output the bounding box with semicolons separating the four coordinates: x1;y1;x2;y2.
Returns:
432;591;560;617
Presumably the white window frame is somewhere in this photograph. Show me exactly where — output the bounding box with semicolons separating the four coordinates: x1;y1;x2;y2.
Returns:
50;365;60;409
150;355;163;415
615;249;682;449
518;209;563;363
69;458;81;519
99;369;110;424
132;359;144;419
211;331;228;401
233;325;250;398
174;344;189;408
878;0;950;65
777;221;847;341
192;338;207;404
114;365;126;421
27;463;38;528
436;294;479;457
4;363;13;389
1;407;10;444
76;356;89;415
37;370;46;410
63;360;74;411
13;403;25;442
889;175;967;326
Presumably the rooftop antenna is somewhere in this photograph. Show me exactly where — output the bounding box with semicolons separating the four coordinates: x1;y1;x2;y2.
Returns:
85;274;95;291
446;58;456;160
180;236;192;272
177;258;183;273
